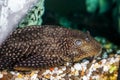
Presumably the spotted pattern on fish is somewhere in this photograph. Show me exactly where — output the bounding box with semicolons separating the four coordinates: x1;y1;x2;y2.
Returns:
0;25;102;71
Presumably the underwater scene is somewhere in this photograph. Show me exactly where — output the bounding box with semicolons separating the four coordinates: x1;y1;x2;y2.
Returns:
0;0;120;80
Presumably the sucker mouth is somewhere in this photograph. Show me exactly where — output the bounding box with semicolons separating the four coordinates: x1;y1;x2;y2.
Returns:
72;44;102;62
84;48;102;62
82;46;102;60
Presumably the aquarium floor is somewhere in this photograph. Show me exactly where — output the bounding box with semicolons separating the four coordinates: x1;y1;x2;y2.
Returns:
0;54;119;80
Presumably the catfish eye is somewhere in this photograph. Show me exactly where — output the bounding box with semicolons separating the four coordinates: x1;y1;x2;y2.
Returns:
85;37;89;41
75;40;82;46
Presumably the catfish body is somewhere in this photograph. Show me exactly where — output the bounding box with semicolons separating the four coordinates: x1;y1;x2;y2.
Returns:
0;25;102;71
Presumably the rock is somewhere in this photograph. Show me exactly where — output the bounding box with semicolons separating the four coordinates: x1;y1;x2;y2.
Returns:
0;0;42;45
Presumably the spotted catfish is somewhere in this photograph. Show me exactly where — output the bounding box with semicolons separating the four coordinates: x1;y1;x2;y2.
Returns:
0;25;102;71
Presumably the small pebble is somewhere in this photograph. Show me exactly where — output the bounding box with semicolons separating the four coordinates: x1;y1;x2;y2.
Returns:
0;73;3;78
71;67;75;72
103;65;109;72
74;70;79;76
102;52;108;58
15;78;24;80
101;59;107;64
92;75;100;80
61;66;66;71
74;63;82;70
60;73;66;77
31;74;38;80
117;50;120;54
109;65;117;73
82;76;89;80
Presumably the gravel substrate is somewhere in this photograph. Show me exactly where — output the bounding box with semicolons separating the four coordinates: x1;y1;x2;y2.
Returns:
0;54;119;80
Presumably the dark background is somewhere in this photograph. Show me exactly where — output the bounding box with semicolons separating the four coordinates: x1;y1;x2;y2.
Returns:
42;0;120;46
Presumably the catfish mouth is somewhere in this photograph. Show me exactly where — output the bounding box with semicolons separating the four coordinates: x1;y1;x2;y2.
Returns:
74;45;102;62
88;45;102;58
86;44;102;59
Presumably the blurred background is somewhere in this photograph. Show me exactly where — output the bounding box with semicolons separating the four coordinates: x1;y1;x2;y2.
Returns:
0;0;120;46
41;0;120;46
